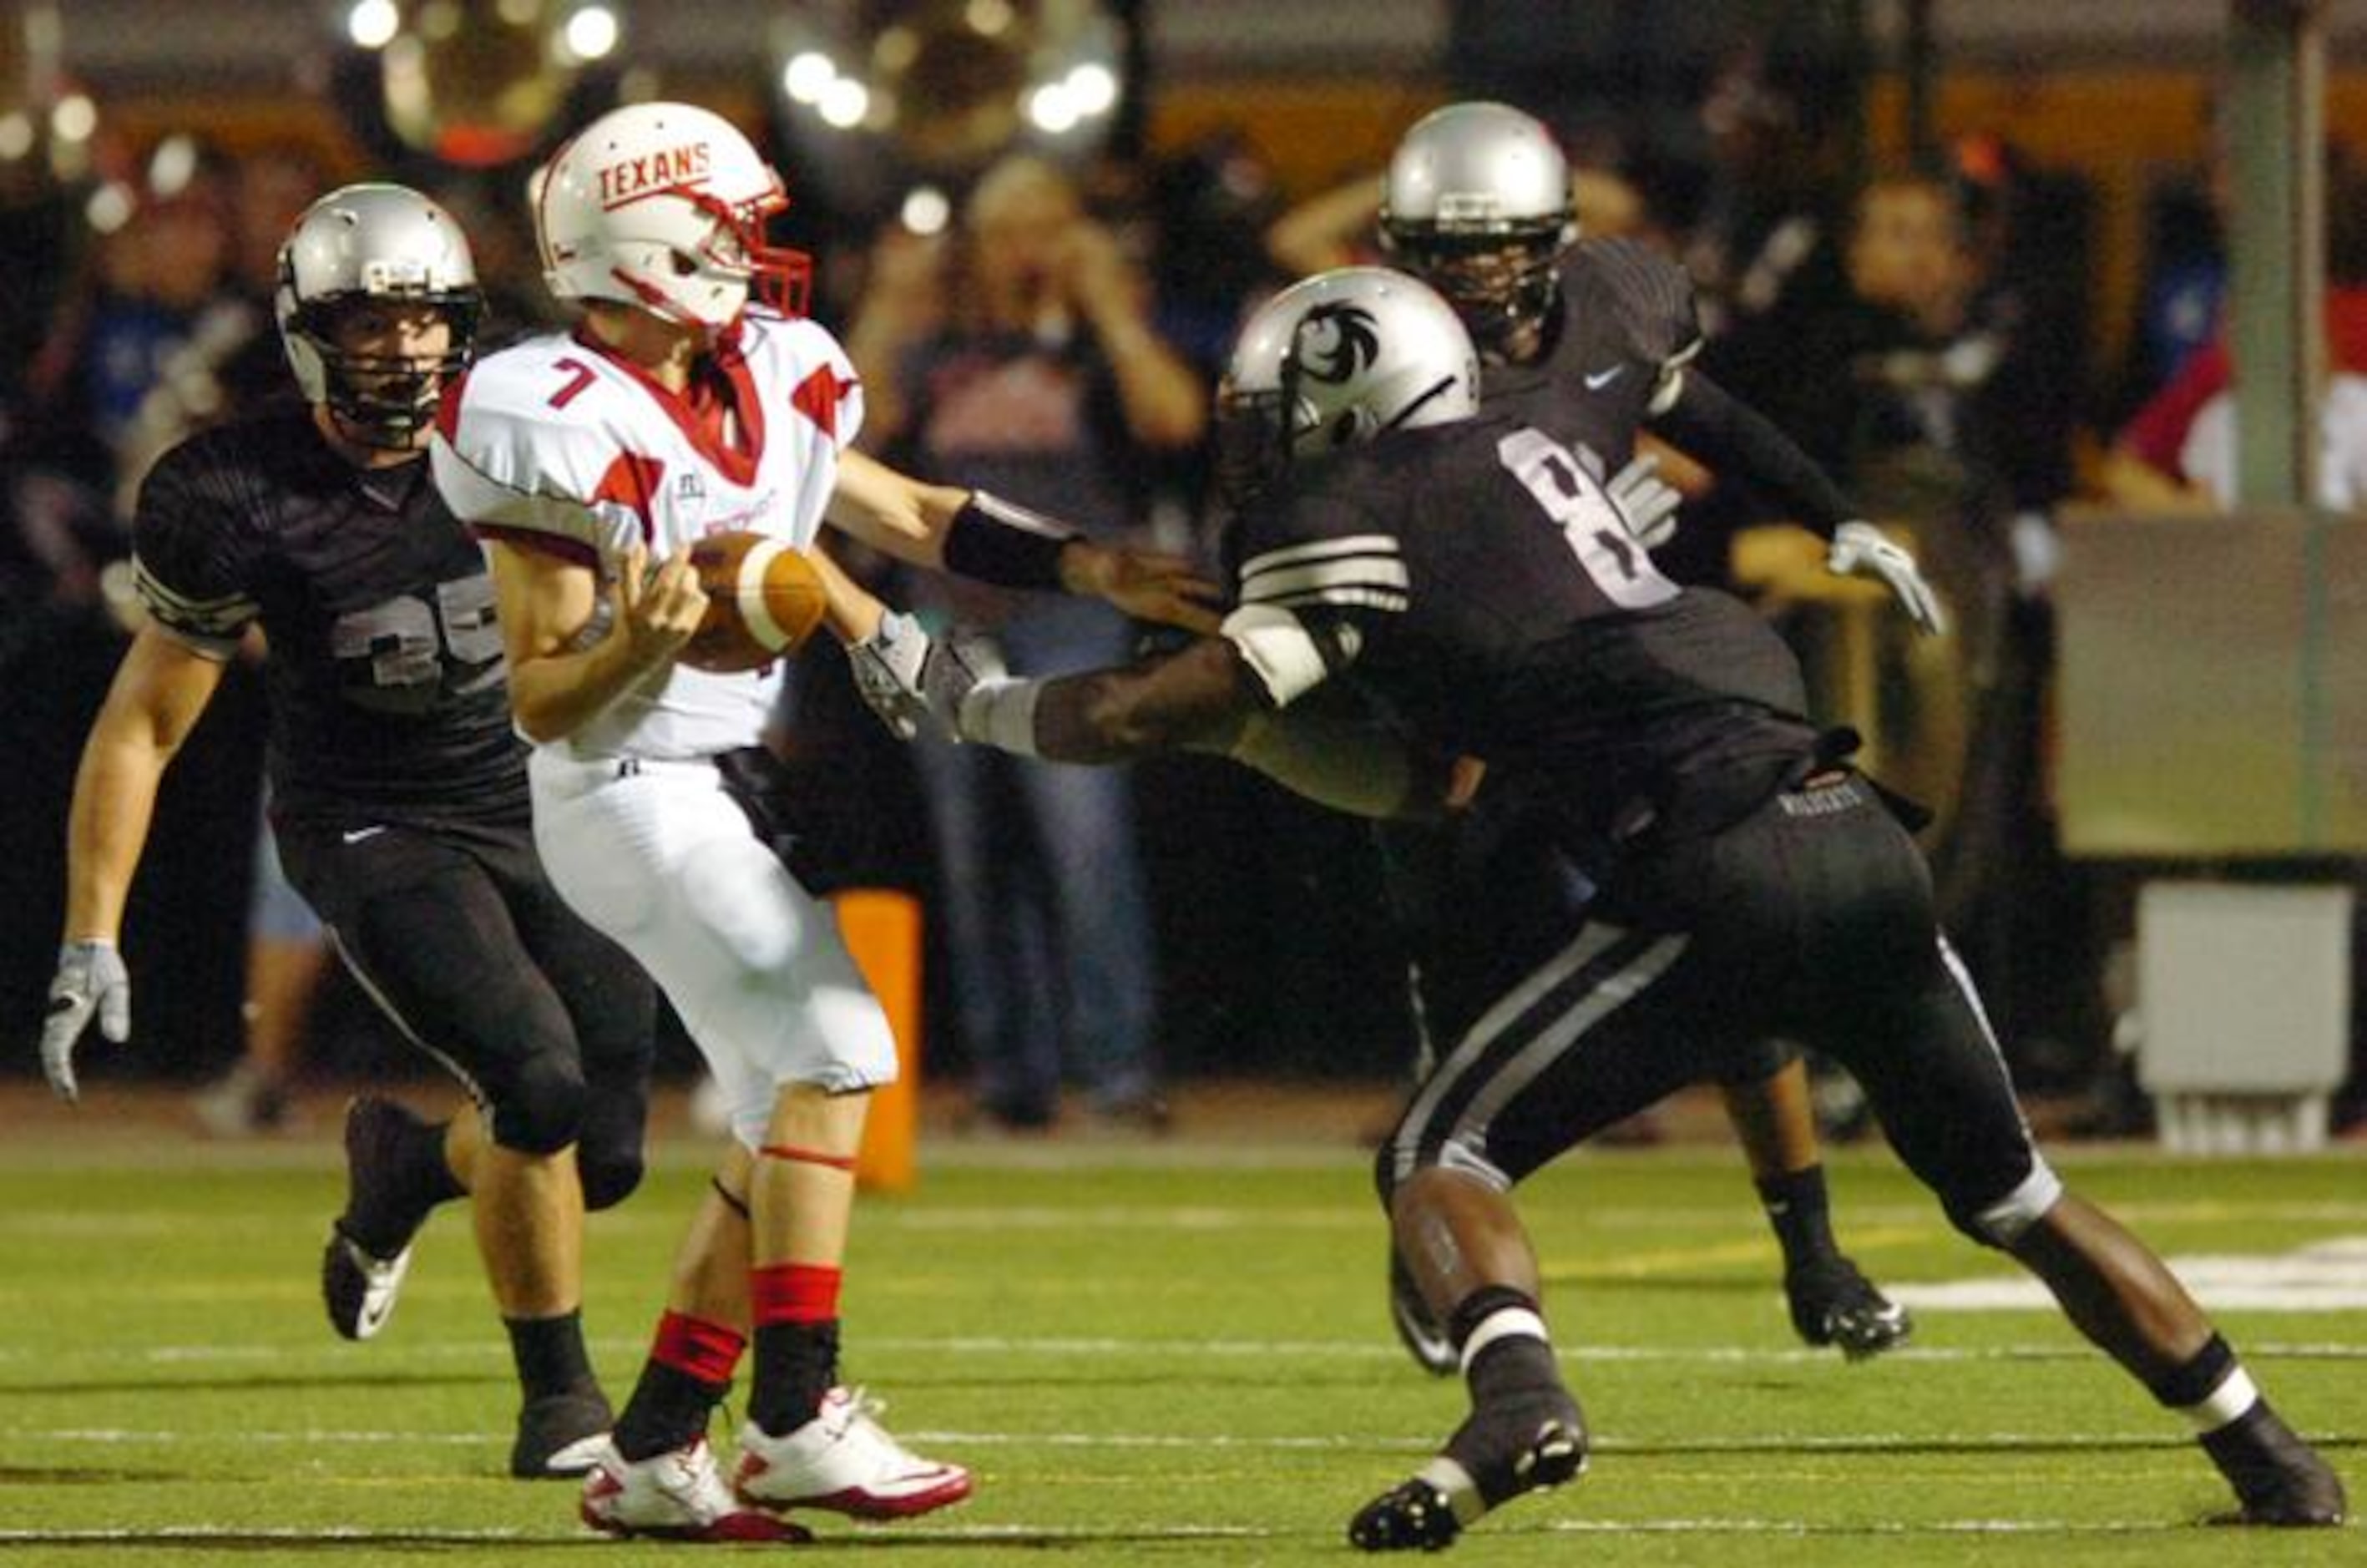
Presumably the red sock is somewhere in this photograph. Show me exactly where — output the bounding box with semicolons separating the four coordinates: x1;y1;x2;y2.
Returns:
650;1309;746;1384
751;1262;842;1326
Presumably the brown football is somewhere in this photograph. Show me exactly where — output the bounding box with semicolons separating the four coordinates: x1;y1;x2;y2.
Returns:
677;531;829;674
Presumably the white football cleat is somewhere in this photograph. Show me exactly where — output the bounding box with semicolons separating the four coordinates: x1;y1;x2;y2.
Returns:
579;1437;807;1543
733;1388;972;1519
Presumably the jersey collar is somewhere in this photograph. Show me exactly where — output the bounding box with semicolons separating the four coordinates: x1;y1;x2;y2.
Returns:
569;322;766;488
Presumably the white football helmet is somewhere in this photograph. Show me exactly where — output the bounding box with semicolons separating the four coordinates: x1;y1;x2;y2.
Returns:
1215;266;1479;503
534;101;812;330
1378;102;1576;356
275;183;482;449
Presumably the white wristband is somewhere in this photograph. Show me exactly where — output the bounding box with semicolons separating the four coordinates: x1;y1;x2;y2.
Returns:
959;677;1043;756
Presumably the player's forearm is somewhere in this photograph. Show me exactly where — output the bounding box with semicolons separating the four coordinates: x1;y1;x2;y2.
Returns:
61;728;169;943
824;449;961;568
807;544;885;644
505;634;660;745
967;638;1252;763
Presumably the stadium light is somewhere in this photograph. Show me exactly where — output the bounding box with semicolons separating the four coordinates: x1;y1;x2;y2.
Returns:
561;4;619;62
900;183;950;235
146;132;200;197
347;0;401;49
781;49;835;104
48;91;94;143
1025;82;1078;135
817;76;869;130
84;179;133;233
1065;61;1116;118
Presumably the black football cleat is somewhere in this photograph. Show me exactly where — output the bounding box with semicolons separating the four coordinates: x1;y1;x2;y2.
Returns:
512;1388;615;1480
1784;1255;1912;1360
2203;1404;2349;1527
321;1097;437;1340
1349;1477;1465;1552
1350;1388;1589;1552
321;1224;412;1342
1388;1247;1458;1378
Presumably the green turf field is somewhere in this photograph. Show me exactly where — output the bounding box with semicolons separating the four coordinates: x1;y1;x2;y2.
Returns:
0;1124;2359;1565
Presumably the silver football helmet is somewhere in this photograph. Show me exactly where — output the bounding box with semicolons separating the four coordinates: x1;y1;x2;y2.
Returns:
1378;101;1576;357
1215;266;1479;503
275;183;482;448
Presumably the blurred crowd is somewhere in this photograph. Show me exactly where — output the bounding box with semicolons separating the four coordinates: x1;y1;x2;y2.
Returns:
4;44;2363;1140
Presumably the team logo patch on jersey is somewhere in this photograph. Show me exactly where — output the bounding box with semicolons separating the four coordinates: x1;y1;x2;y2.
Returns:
1293;304;1382;385
597;142;713;209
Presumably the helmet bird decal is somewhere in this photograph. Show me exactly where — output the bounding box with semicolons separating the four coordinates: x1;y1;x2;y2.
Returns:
1294;304;1383;386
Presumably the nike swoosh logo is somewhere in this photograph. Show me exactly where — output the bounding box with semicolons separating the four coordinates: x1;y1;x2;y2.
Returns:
1584;366;1626;391
341;826;387;845
357;1295;395;1334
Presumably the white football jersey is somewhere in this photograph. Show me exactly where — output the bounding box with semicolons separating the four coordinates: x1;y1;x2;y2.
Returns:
432;308;862;759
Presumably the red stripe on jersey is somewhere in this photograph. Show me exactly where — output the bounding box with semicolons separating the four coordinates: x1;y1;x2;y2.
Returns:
434;368;472;444
569;325;766;487
472;524;599;569
751;1263;842;1327
591;452;667;544
790;364;853;442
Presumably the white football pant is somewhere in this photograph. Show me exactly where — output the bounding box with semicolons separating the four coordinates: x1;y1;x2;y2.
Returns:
529;751;898;1147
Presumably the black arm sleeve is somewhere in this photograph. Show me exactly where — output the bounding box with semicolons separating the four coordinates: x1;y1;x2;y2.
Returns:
1651;370;1857;539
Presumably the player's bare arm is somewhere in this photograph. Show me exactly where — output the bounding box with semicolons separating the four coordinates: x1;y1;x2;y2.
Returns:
483;540;707;744
825;447;1221;632
42;625;229;1098
958;635;1452;820
966;635;1262;763
803;539;888;644
61;625;229;943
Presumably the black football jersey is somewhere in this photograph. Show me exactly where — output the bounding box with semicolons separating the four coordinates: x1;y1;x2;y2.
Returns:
1481;237;1703;473
1231;407;1820;851
132;400;529;830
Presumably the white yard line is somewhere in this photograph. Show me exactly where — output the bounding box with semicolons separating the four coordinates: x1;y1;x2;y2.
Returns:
0;1515;2206;1545
0;1424;2323;1454
1;1334;2363;1368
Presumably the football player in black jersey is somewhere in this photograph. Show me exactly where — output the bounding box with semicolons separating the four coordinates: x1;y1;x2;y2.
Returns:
947;270;2345;1546
37;185;658;1481
1368;101;1934;1370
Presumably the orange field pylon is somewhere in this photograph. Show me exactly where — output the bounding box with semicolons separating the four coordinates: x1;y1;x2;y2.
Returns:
837;888;921;1193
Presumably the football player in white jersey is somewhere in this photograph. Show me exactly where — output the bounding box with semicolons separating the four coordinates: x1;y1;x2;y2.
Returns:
432;100;1216;1541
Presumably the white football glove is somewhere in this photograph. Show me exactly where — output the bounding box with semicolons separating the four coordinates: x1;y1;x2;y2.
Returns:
42;938;129;1104
1607;453;1682;550
1826;520;1947;636
847;610;987;742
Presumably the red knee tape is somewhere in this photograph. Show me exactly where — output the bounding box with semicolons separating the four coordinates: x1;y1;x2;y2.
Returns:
756;1143;857;1171
751;1262;842;1326
652;1310;746;1384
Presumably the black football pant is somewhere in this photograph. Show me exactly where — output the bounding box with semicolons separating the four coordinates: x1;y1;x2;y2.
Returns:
277;815;657;1208
1378;773;2044;1240
1377;794;1789;1087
